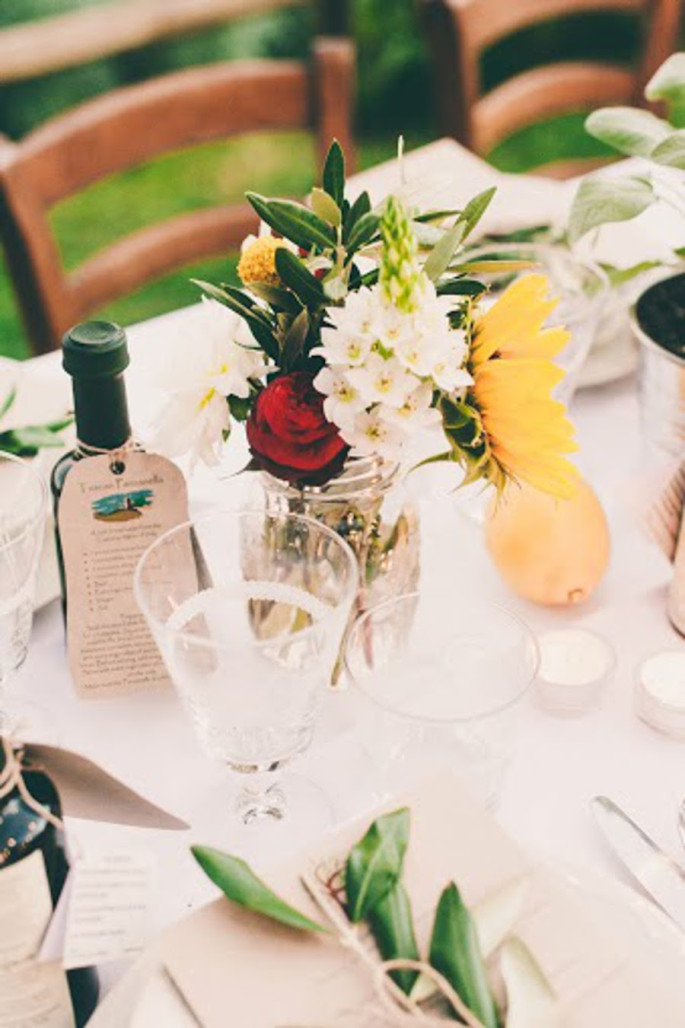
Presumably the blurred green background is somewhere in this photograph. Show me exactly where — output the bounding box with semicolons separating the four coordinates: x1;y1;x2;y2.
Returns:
0;0;646;358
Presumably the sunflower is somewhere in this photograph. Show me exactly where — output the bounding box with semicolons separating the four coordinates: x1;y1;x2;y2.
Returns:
469;274;579;499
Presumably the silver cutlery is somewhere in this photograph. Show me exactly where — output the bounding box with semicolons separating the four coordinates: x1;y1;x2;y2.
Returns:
592;795;685;931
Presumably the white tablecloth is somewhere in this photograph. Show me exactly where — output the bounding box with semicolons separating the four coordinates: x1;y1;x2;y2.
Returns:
9;140;685;995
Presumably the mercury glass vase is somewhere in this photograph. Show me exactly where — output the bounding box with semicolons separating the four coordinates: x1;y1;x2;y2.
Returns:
257;457;421;681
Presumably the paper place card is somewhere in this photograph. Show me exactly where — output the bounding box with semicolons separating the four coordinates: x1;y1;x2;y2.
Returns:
0;850;75;1028
58;451;190;698
61;848;156;970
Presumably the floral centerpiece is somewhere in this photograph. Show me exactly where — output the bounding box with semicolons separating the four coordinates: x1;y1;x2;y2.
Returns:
155;141;578;625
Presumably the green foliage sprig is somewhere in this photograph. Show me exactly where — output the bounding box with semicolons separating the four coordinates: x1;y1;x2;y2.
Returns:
193;807;503;1024
193;140;502;379
0;386;72;457
569;53;685;245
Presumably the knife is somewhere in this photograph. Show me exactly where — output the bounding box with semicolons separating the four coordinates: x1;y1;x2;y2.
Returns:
592;795;685;931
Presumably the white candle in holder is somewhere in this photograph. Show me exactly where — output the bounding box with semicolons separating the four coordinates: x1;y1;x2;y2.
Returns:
535;628;616;716
637;650;685;739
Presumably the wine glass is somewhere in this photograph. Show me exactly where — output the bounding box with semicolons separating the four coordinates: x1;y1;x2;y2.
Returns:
0;452;48;734
134;508;358;826
344;592;538;808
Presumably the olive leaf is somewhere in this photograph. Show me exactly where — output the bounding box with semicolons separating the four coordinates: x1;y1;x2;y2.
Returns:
275;248;326;309
193;279;280;361
414;208;461;224
344;190;372;242
0;385;17;421
248;282;302;313
281;308;310;370
228;394;252;422
0;423;69;457
424;221;468;281
459;187;497;242
437;278;486;297
191;846;328;934
346;211;381;255
599;259;664;287
322;139;345;208
246;193;337;251
429;882;499;1028
451;259;534;275
311;187;342;227
423;187;497;282
345;807;410;923
368;882;420;996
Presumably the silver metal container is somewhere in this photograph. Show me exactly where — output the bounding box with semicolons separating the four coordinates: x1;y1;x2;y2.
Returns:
632;274;685;458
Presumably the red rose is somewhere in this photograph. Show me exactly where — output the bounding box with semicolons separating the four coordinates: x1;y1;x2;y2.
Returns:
246;371;348;485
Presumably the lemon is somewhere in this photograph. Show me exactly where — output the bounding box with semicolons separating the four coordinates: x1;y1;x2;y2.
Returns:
485;479;610;606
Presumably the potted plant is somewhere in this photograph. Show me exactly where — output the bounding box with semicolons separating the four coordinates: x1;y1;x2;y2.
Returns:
569;53;685;455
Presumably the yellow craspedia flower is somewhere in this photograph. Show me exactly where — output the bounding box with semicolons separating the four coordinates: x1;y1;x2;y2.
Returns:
237;235;285;286
470;274;580;500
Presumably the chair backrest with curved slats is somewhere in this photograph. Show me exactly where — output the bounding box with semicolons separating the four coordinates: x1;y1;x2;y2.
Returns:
0;37;354;355
420;0;681;177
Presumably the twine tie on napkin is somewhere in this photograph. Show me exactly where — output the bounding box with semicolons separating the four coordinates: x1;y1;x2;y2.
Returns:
302;870;487;1028
0;737;63;831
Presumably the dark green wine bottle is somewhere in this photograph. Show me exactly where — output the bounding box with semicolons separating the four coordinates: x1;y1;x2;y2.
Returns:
50;321;132;614
0;740;99;1025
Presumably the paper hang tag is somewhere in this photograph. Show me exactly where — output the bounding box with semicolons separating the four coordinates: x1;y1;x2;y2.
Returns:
58;451;189;698
52;848;156;971
23;743;189;830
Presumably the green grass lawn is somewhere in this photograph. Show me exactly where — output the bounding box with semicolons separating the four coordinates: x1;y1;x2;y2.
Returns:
0;121;606;361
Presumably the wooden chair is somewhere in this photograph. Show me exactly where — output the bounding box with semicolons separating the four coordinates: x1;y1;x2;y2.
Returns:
420;0;681;177
0;37;354;355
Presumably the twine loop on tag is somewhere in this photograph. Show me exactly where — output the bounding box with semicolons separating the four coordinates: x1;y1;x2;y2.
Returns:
75;436;139;475
0;737;64;831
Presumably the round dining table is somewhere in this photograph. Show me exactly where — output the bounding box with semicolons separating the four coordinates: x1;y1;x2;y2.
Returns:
11;139;684;999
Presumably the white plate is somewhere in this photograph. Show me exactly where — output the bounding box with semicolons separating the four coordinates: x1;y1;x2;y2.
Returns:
88;859;685;1027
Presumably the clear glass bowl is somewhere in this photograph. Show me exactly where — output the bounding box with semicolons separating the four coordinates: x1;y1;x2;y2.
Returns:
465;242;609;403
344;592;539;808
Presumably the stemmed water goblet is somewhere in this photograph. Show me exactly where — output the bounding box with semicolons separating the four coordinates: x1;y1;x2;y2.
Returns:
135;508;358;831
0;451;48;735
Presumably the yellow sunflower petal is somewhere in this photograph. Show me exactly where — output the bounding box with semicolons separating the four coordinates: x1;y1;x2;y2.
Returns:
472;274;570;364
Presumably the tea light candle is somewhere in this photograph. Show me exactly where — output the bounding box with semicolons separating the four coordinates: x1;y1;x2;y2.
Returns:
536;628;615;716
637;650;685;739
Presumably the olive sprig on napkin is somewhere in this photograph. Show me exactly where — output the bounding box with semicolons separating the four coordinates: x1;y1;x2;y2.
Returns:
192;808;556;1026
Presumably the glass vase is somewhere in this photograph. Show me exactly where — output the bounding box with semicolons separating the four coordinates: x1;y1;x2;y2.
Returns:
257;457;421;682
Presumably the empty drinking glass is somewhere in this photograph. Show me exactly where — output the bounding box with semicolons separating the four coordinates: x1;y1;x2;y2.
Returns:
0;452;48;731
344;592;538;807
135;509;358;824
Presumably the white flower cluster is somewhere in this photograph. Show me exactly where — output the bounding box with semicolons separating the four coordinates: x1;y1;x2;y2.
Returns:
313;282;473;460
152;298;264;467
